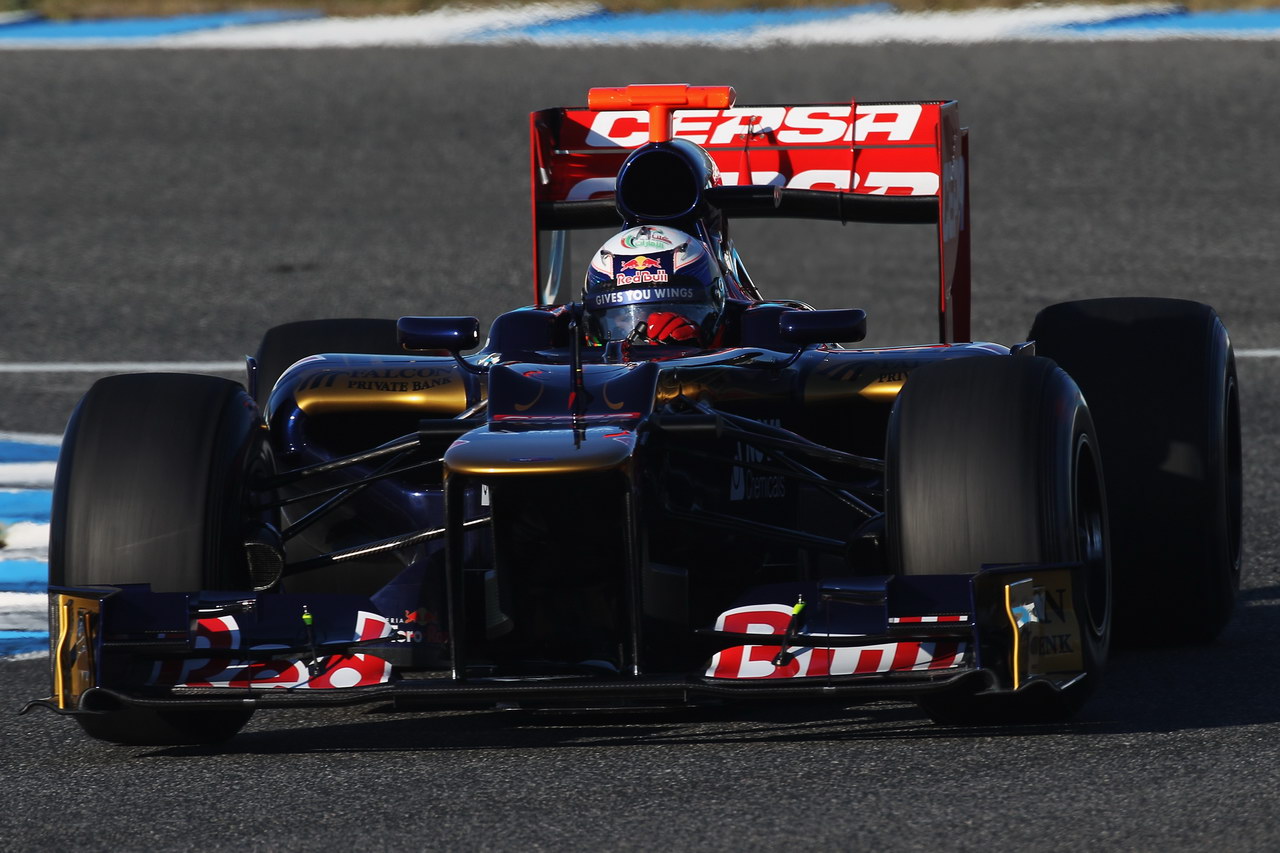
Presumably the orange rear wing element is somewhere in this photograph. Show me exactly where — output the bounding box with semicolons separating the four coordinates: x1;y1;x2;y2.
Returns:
587;84;736;143
530;85;971;343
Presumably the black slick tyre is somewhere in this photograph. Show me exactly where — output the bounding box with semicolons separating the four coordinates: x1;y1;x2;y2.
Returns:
887;356;1110;725
1029;298;1241;645
253;318;402;410
50;373;267;745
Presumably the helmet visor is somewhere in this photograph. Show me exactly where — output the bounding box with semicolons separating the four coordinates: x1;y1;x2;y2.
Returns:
589;301;716;344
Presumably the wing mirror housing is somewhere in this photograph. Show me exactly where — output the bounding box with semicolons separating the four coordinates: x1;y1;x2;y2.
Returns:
398;316;485;374
778;309;867;345
397;316;481;353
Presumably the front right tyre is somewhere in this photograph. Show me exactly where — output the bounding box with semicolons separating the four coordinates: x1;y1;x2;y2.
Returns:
887;355;1110;725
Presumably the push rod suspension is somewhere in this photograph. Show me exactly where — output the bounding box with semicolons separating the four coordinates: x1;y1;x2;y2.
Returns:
260;433;422;490
284;517;492;574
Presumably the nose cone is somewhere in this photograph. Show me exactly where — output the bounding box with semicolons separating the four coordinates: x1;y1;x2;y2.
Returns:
444;427;637;477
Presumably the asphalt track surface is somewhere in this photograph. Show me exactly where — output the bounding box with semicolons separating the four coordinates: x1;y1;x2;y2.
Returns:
1;43;1279;851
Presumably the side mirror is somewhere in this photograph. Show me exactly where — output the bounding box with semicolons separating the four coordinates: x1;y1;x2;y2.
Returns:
778;309;867;345
397;316;481;353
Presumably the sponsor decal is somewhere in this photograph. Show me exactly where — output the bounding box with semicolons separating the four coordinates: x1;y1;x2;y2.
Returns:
354;610;394;643
149;612;395;689
618;255;662;271
616;269;669;287
707;640;966;679
729;418;786;501
586;286;698;309
345;376;453;393
706;604;967;679
299;366;455;393
386;609;447;645
620;228;673;251
585;105;927;148
1004;571;1084;686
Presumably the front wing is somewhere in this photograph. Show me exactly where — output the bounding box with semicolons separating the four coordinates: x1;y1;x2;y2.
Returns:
31;563;1090;717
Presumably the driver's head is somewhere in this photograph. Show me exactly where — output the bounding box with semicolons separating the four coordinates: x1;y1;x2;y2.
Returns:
583;225;726;347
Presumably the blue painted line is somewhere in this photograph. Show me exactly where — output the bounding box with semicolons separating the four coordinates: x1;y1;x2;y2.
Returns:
0;561;47;593
1067;8;1280;30
492;2;893;39
0;9;321;40
0;440;58;462
0;490;53;523
0;631;48;657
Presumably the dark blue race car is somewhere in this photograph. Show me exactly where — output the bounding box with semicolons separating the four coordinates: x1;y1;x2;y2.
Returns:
29;85;1241;745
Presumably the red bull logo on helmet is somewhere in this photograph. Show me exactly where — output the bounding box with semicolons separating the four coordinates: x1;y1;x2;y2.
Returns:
616;254;669;285
619;255;662;271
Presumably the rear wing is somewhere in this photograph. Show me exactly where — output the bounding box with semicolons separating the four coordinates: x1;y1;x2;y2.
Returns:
529;91;971;343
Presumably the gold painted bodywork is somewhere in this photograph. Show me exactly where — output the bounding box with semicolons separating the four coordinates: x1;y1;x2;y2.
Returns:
51;592;103;710
803;346;1007;405
1003;570;1085;689
444;427;635;476
804;355;916;403
285;357;470;416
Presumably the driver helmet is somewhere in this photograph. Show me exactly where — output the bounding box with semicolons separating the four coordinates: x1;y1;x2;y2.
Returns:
583;225;726;347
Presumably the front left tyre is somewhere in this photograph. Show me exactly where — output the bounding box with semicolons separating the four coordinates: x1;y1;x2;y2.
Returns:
50;373;268;745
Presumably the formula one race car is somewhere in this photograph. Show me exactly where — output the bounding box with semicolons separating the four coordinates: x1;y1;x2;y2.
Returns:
29;85;1241;745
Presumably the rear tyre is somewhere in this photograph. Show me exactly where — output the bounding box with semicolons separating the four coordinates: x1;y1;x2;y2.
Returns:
887;356;1110;725
1030;298;1241;645
253;318;402;410
50;373;267;745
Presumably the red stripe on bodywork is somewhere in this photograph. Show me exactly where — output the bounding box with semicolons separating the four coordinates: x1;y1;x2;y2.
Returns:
890;641;922;671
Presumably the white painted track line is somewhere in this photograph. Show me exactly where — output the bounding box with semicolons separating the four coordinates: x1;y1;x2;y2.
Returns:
0;522;50;555
0;350;1275;377
0;432;61;445
0;592;44;631
0;361;242;373
0;464;55;489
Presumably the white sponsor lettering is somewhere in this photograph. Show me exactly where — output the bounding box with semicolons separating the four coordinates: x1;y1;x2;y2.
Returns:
776;106;852;144
585;110;649;147
592;285;695;305
671;109;719;141
585;104;926;148
862;171;940;195
851;104;924;142
707;108;787;145
713;603;793;634
615;270;670;286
